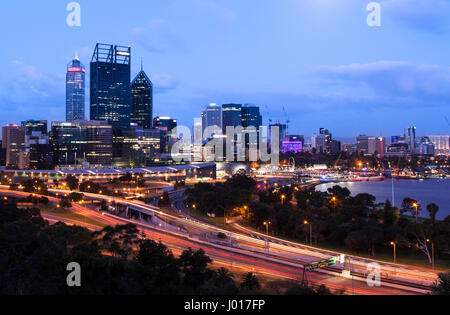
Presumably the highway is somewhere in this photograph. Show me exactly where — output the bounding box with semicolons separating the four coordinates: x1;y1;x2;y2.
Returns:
0;186;438;295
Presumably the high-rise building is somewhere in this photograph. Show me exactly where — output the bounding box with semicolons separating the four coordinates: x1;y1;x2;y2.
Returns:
50;122;87;166
282;135;304;154
202;104;222;133
356;135;385;157
153;117;177;153
268;123;287;153
80;121;113;166
0;141;5;167
2;124;26;168
131;67;153;129
427;135;450;155
222;104;242;133
357;135;377;155
153;116;177;132
21;120;51;169
241;105;262;151
331;140;342;154
241;105;262;129
342;143;357;154
50;121;112;166
121;124;163;167
406;126;416;154
22;120;47;135
66;54;86;122
319;128;333;154
90;44;131;128
415;137;435;157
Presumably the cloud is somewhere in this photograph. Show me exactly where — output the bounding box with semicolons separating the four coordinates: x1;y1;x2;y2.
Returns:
131;19;186;54
0;61;65;122
189;0;237;23
313;61;450;100
381;0;450;32
150;73;179;93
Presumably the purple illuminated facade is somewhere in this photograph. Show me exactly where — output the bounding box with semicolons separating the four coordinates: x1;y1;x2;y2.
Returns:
282;141;303;154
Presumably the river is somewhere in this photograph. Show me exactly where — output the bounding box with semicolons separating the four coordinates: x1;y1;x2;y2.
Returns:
316;178;450;220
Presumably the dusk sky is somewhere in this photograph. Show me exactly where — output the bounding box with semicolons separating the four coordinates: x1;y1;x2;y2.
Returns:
1;0;450;139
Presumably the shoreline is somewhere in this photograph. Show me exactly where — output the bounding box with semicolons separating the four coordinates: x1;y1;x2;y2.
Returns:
314;178;449;221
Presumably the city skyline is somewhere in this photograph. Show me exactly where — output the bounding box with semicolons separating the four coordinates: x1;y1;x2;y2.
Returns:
1;1;450;137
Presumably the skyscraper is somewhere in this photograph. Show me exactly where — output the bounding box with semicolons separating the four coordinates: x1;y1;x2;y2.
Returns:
241;105;262;150
2;124;26;168
153;116;177;153
66;54;85;122
90;44;131;128
222;104;242;133
202;103;222;133
153;116;177;132
50;122;87;166
22;120;51;169
241;105;262;129
406;126;416;154
131;65;153;129
269;123;287;153
50;121;113;166
428;135;450;155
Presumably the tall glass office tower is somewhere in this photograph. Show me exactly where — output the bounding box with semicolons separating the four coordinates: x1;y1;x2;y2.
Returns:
241;105;262;150
66;54;85;122
131;66;153;129
90;44;131;128
222;104;242;133
202;103;222;133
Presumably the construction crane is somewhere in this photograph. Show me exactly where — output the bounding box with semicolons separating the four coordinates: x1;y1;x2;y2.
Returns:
265;105;273;125
282;106;291;134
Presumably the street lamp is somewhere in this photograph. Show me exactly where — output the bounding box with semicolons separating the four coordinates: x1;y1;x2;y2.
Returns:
281;195;286;205
390;241;397;264
412;202;419;223
304;220;313;246
263;221;271;235
426;239;435;269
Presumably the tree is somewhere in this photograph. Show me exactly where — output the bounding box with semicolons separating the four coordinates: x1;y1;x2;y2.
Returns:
68;192;84;203
59;197;72;209
136;239;180;289
241;272;260;291
382;200;397;229
327;185;351;200
426;203;439;222
178;248;213;288
137;239;176;270
65;175;79;191
431;273;450;295
21;179;48;195
401;198;421;216
404;221;434;265
214;268;234;289
94;224;141;259
285;284;333;295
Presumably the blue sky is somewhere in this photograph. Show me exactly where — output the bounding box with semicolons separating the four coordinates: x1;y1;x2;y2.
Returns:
0;0;449;139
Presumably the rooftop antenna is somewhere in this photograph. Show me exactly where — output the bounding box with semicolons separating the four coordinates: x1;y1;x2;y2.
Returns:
141;57;143;71
75;51;79;60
